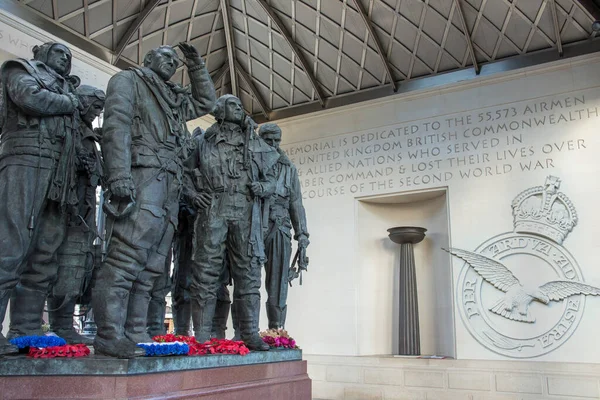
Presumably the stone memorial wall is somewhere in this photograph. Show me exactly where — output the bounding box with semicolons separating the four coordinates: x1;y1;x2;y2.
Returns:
276;54;600;363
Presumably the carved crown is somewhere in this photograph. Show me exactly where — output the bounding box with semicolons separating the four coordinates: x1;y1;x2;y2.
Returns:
511;176;577;244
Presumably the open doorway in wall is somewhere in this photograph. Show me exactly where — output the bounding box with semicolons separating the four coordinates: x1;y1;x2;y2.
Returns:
355;188;455;358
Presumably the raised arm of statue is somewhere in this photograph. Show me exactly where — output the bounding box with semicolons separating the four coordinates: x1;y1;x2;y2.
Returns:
179;42;216;119
101;71;136;190
5;66;76;116
186;66;216;118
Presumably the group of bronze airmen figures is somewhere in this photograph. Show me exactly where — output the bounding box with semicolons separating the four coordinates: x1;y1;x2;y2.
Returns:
0;41;309;358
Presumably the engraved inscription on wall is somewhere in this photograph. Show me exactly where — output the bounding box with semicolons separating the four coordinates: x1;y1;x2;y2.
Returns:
282;91;596;199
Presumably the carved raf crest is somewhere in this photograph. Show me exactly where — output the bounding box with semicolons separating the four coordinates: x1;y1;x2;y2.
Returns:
450;176;598;358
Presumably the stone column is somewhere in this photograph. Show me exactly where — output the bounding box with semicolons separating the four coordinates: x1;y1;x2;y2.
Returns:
387;226;427;356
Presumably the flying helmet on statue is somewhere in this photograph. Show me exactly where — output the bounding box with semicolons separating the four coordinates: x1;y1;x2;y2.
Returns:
32;42;81;87
76;85;106;115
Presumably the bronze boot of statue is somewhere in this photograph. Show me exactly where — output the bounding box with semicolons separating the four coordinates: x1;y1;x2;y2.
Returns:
191;297;216;343
92;287;145;358
211;298;230;339
0;291;19;355
146;295;167;338
231;299;256;341
7;285;46;339
173;301;191;336
48;296;93;345
124;292;153;344
238;296;269;351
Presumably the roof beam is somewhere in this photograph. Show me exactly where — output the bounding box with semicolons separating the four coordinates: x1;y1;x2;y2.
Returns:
220;0;238;96
575;0;600;20
83;0;90;37
351;0;397;91
51;0;58;20
211;63;230;84
113;0;162;64
251;38;600;123
454;0;480;74
163;0;172;45
255;0;326;105
550;0;564;56
235;60;270;119
186;0;200;42
90;14;137;39
56;0;111;23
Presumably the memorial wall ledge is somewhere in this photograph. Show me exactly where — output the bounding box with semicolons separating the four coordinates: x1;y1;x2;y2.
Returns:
307;354;600;399
304;354;600;374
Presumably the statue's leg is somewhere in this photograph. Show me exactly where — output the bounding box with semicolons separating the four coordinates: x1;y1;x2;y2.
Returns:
48;228;93;344
7;282;46;338
211;272;231;339
141;182;178;340
9;201;67;339
0;291;18;355
146;294;167;339
146;248;172;338
265;229;293;330
0;162;52;354
173;300;191;336
190;210;227;343
172;217;193;336
124;202;176;344
228;216;269;351
171;267;192;336
124;268;160;344
264;229;278;329
91;222;149;358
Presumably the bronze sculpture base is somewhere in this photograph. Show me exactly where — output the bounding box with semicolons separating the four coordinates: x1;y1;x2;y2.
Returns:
0;349;310;399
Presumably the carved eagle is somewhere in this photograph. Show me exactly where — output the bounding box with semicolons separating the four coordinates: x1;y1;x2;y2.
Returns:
447;248;600;323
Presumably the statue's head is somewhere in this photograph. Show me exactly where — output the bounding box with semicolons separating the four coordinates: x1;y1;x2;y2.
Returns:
33;42;72;77
76;85;105;125
213;94;245;125
259;123;282;149
143;46;179;81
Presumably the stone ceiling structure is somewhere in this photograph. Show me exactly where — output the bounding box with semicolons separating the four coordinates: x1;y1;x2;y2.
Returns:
3;0;600;121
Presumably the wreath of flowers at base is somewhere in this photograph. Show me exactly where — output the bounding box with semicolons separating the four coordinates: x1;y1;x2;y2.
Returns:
29;344;90;359
259;329;298;349
9;335;67;349
137;342;189;357
152;335;250;356
189;338;250;356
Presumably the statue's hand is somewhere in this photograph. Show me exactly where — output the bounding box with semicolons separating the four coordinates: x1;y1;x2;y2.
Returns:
178;42;204;68
193;192;212;210
249;182;264;197
93;127;103;139
110;177;136;199
67;93;80;111
297;234;310;249
242;115;257;131
80;152;96;175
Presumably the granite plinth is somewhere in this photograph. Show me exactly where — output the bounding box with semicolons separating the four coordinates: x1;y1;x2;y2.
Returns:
0;349;310;399
0;348;302;376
